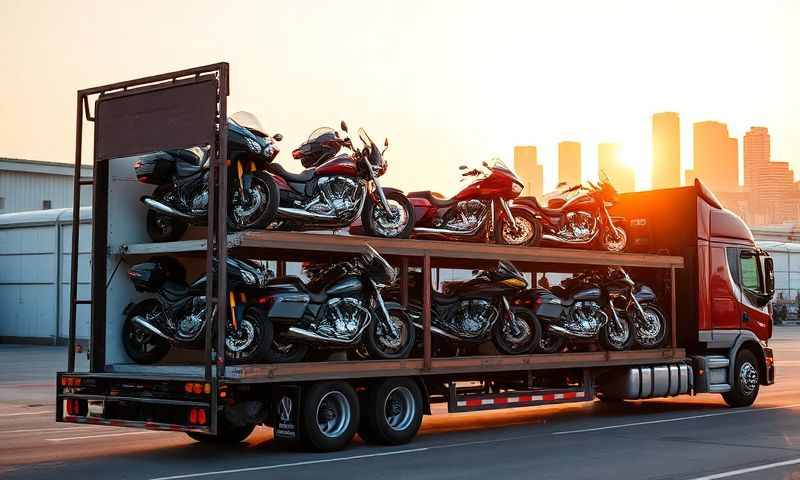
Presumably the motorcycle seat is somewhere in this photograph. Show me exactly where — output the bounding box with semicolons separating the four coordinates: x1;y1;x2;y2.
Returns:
159;281;191;304
268;162;315;183
267;276;327;303
408;191;458;208
432;290;460;305
524;196;564;217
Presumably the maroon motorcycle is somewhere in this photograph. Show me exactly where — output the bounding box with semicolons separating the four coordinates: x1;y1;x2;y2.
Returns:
265;122;414;238
393;161;541;245
511;175;628;252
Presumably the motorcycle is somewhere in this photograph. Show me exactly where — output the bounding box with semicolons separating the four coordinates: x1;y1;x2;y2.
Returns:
266;122;414;238
520;270;634;353
133;111;280;242
510;174;628;252
602;267;668;348
122;256;273;364
388;261;542;355
260;246;415;362
401;161;542;246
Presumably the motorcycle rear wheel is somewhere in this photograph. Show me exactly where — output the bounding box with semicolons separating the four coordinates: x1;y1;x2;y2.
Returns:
362;192;414;239
146;185;188;243
535;330;566;354
495;208;542;246
266;336;310;363
122;300;170;364
492;307;542;355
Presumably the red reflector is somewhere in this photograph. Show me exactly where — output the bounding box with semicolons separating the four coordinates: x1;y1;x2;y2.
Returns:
189;409;198;424
198;409;207;425
137;176;149;183
292;149;303;159
535;297;543;305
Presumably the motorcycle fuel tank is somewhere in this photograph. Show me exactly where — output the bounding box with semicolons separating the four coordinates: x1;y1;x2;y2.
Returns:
533;290;564;320
325;277;363;297
573;287;601;301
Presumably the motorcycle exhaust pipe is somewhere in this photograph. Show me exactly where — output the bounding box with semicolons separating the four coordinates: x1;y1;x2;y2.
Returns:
547;324;597;339
411;322;462;341
285;326;365;345
541;229;599;245
277;206;338;221
141;196;196;220
131;315;173;342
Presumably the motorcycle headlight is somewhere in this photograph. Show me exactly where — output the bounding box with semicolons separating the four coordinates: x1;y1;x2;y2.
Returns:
240;270;257;286
512;181;523;195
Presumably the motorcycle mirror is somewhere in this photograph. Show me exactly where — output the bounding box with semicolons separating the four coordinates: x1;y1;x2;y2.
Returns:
340;120;349;133
272;133;283;142
482;161;490;168
384;138;389;147
459;165;468;170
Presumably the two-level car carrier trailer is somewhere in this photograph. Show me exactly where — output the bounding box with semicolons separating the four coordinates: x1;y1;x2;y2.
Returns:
56;63;775;452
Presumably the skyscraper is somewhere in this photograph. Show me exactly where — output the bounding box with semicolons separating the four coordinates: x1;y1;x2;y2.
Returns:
692;121;738;193
598;143;635;192
744;127;770;190
558;141;581;187
652;112;681;189
513;146;543;198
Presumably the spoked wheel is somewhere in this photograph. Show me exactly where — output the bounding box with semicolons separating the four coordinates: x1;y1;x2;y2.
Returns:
145;185;188;242
599;308;634;351
632;303;668;349
365;309;415;359
601;225;628;252
359;378;423;445
298;381;360;452
266;336;309;363
362;192;414;239
492;307;542;354
535;329;566;354
122;300;170;364
228;172;278;231
224;307;272;365
495;208;542;246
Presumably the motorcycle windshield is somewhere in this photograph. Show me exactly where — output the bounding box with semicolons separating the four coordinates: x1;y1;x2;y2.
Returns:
230;111;267;138
308;127;336;142
492;160;522;182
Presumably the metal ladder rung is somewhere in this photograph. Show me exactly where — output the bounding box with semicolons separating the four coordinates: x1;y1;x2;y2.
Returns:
79;178;94;186
74;299;92;305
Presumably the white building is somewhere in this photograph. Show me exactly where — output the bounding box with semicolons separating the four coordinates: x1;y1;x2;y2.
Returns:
0;158;93;214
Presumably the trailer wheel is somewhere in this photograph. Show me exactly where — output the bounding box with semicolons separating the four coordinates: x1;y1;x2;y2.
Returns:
300;381;359;452
359;378;423;445
186;422;255;444
722;349;760;407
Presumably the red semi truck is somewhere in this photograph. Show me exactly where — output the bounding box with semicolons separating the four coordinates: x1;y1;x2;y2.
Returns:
56;64;774;452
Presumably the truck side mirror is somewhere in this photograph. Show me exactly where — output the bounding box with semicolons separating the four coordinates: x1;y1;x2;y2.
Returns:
764;256;775;298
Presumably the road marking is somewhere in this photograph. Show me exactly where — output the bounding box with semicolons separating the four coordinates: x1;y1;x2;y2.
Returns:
0;411;53;417
552;403;800;435
1;426;97;434
686;457;800;480
46;430;160;442
149;448;430;480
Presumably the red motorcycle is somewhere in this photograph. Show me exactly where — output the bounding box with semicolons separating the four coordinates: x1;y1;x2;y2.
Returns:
265;122;414;238
511;175;628;252
403;161;541;245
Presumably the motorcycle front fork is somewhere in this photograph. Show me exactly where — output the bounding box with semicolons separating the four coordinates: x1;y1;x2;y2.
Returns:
497;198;518;230
601;205;622;240
365;161;395;215
501;296;523;336
371;280;401;339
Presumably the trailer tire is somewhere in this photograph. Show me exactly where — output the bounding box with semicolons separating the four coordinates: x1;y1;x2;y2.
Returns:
722;349;760;407
300;381;359;452
186;422;255;444
359;378;423;445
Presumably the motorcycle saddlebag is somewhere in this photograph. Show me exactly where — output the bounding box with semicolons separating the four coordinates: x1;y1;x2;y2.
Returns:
133;152;176;184
127;258;186;293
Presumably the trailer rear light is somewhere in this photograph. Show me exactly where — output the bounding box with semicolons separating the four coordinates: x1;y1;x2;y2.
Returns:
189;408;198;424
185;383;194;394
65;399;86;416
204;383;211;394
62;376;81;387
184;383;211;395
198;409;207;425
188;408;208;425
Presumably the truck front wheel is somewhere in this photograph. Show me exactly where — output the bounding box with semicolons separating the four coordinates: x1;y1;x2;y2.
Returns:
722;349;760;407
300;381;360;452
359;378;423;445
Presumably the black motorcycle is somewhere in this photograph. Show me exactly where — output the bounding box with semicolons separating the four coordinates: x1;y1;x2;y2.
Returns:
122;256;272;364
390;261;542;355
260;246;415;362
521;270;633;353
133;111;280;242
602;267;668;348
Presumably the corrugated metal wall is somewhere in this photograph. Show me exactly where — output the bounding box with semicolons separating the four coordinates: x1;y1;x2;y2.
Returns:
0;171;92;214
0;209;91;343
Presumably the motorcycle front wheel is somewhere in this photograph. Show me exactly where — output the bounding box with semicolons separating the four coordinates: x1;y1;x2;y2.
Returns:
228;172;278;231
365;308;416;359
598;309;634;351
492;307;542;355
601;225;628;252
224;307;273;364
632;303;668;348
495;208;542;247
122;300;170;364
361;192;414;239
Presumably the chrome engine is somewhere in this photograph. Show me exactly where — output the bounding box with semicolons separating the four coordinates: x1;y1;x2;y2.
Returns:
315;297;371;342
190;187;209;215
562;301;606;336
440;200;488;231
175;297;207;340
438;299;498;340
557;211;597;241
306;176;364;218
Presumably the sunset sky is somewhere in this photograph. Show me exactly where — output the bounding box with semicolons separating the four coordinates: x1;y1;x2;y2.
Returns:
1;0;798;195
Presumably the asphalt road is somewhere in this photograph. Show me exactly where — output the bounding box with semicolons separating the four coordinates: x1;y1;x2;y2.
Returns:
2;329;800;480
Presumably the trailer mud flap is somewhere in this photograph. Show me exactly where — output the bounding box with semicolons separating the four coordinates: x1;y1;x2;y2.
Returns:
273;385;301;441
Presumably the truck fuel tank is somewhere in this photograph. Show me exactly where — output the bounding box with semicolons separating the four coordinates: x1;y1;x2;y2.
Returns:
597;363;693;400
